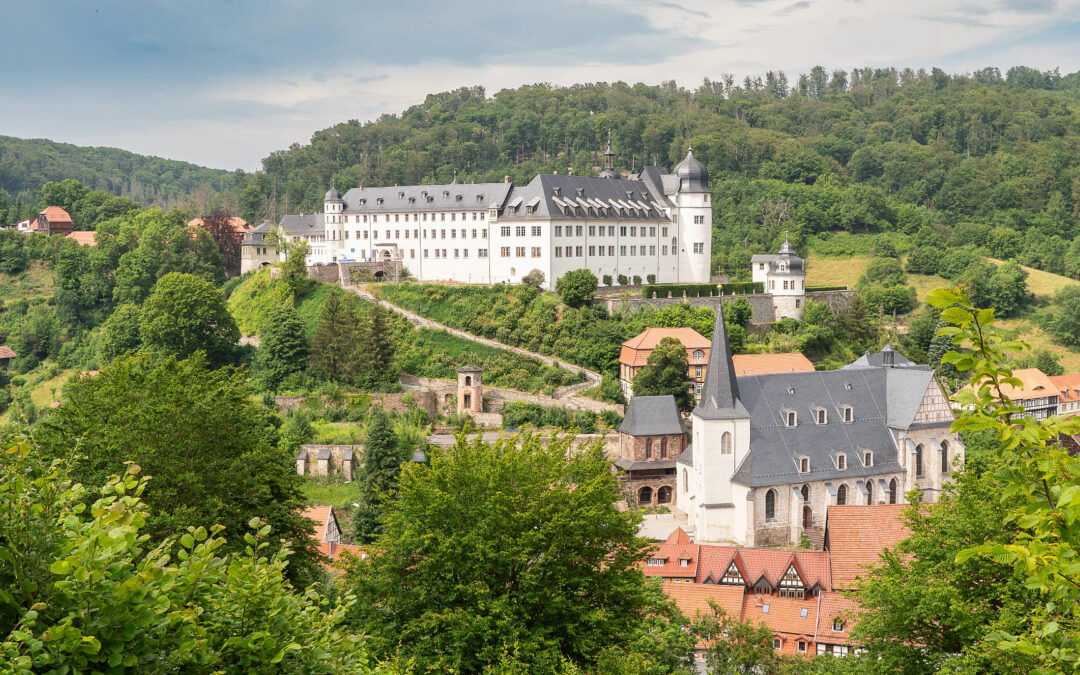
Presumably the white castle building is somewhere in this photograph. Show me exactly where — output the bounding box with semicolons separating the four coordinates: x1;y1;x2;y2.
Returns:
265;146;713;288
751;235;807;320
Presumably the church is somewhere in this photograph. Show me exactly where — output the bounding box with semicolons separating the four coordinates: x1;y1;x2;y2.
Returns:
676;307;962;546
266;145;714;289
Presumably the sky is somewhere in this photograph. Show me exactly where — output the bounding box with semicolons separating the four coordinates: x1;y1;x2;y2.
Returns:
2;0;1079;171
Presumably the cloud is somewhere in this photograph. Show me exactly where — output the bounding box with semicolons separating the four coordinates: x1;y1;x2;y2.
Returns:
998;0;1056;12
655;1;711;17
922;14;999;27
776;1;812;14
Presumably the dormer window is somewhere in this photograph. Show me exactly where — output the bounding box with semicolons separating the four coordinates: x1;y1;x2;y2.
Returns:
646;558;665;567
398;191;404;199
443;191;450;198
786;411;797;427
816;408;827;425
798;456;809;473
779;262;787;271
863;450;873;467
836;454;846;470
843;406;853;422
833;619;845;632
455;194;463;201
408;197;415;204
787;387;795;395
376;198;384;205
680;558;690;567
526;206;534;215
693;349;704;360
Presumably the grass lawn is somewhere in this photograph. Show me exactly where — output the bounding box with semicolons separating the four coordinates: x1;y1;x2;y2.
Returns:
988;259;1077;299
300;478;361;510
0;262;56;302
310;420;366;444
999;317;1080;372
803;253;869;289
0;367;74;424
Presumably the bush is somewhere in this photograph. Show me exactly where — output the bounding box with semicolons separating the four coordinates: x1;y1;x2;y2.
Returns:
906;246;943;275
805;284;847;291
602;274;613;286
617;274;629;285
719;281;764;295
555;269;598;308
632;275;642;285
643;283;723;299
646;274;656;284
501;401;600;431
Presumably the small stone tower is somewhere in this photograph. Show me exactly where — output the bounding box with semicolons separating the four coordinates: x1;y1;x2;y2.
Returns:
457;365;483;414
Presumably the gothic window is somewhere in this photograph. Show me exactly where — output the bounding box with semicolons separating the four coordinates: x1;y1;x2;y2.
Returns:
765;489;776;520
865;481;873;505
801;484;809;502
657;486;672;504
888;478;898;504
682;469;688;488
661;436;668;457
940;440;950;473
916;444;924;477
638;486;653;504
836;484;847;505
721;432;732;455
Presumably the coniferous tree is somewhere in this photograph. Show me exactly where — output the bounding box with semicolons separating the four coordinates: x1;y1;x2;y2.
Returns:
353;411;407;542
359;304;396;389
310;289;360;382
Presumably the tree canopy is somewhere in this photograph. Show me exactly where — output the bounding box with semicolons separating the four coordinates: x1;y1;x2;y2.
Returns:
139;272;239;366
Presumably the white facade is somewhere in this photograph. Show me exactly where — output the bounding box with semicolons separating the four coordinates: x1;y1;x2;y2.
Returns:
274;149;713;288
750;237;806;320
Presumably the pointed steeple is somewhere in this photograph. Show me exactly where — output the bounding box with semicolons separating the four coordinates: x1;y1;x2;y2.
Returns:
600;131;617;179
693;302;749;419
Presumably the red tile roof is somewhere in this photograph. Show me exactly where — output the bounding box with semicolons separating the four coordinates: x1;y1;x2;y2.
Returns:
662;581;744;620
0;346;14;359
621;328;711;368
39;206;72;223
732;353;815;376
301;505;335;542
815;592;860;646
741;592;819;637
826;504;910;590
65;231;97;246
187;216;252;234
1049;373;1080;402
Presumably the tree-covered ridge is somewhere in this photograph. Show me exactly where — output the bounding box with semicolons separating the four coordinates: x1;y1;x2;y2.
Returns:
0;135;234;220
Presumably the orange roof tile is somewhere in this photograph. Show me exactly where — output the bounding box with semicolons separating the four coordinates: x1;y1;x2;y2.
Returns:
621;328;711;368
662;581;745;621
0;346;14;359
187;216;251;234
741;593;819;637
39;206;72;223
1049;373;1080;402
815;592;860;645
302;505;334;542
972;367;1057;402
65;231;97;246
732;353;815;376
825;504;909;590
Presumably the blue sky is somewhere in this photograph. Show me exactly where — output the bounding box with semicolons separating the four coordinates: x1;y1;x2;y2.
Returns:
2;0;1078;170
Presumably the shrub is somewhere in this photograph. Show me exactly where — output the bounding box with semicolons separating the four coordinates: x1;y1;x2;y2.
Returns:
632;275;642;285
602;274;613;286
555;269;598;308
646;274;656;284
617;274;629;285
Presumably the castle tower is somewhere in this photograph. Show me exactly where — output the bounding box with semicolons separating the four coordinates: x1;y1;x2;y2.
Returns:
457;365;483;414
671;147;712;284
679;302;753;543
599;132;617;179
323;185;345;260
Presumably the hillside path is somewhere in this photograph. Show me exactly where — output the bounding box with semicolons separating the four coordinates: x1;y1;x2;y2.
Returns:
347;285;619;412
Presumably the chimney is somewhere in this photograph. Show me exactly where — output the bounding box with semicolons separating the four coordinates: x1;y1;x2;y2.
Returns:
882;344;895;367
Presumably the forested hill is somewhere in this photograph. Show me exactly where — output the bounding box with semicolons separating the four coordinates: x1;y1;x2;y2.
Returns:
0;135;234;213
241;66;1080;272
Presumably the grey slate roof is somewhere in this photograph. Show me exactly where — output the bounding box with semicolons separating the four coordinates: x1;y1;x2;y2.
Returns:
619;395;684;436
614;457;677;471
731;366;940;487
457;365;483;373
279;214;324;235
843;347;920;370
692;305;750;420
672;148;709;193
498;174;669;221
242;221;273;247
339;183;512;213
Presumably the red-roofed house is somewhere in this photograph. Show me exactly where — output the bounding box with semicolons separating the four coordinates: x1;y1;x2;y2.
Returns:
301;504;367;570
824;504;910;590
37;206;73;237
65;231;97;246
187;215;252;235
814;592;860;656
0;345;14;370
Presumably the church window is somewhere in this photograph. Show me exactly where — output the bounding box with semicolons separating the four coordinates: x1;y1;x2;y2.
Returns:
799;457;809;473
786;411;797;427
863;450;873;467
765;489;776;520
682;469;688;488
836;484;847;505
638;486;653;504
661;437;668;457
865;481;874;505
888;478;898;504
940;441;950;473
844;406;853;422
657;486;672;503
645;438;652;459
721;432;732;455
836;454;846;470
916;444;924;477
801;484;809;502
816;408;827;424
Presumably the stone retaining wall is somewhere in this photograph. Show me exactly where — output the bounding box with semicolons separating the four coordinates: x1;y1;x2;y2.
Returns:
399;374;623;416
306;264;341;283
805;289;856;315
598;293;776;325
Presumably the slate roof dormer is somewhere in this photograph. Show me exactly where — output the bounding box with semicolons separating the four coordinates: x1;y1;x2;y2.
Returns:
693;304;749;420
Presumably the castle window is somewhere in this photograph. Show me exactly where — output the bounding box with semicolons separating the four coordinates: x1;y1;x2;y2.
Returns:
638;486;653;504
863;450;873;467
661;436;668;457
799;457;809;473
657;486;672;503
765;489;776;520
721;432;732;455
844;406;853;422
940;440;950;473
645;438;653;459
836;454;846;470
836;484;847;505
816;408;827;424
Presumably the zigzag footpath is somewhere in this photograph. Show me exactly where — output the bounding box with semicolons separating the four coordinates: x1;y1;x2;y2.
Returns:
347;285;622;415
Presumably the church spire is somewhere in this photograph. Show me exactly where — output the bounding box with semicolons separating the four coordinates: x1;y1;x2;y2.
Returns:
600;131;617;179
693;302;749;419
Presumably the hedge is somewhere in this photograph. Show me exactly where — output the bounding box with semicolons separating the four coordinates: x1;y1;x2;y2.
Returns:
642;283;721;299
805;284;848;292
718;281;764;295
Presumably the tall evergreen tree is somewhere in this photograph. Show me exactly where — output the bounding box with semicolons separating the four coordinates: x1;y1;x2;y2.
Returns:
359;304;396;389
310;289;360;382
353;411;407;543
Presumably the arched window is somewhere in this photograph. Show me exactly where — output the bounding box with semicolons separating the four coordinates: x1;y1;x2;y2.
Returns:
464;376;472;386
638;486;653;504
915;444;924;477
721;432;732;455
865;481;873;505
765;489;776;520
660;438;668;459
645;438;653;459
836;484;847;505
658;486;672;504
888;478;898;504
693;349;704;360
940;441;949;473
801;484;809;502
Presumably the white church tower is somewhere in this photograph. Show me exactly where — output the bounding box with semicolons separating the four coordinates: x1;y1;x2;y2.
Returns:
671;147;712;283
323;185;344;260
678;303;753;543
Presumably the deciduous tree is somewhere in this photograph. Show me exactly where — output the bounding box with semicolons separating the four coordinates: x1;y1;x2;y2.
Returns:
139;272;239;366
632;336;693;412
